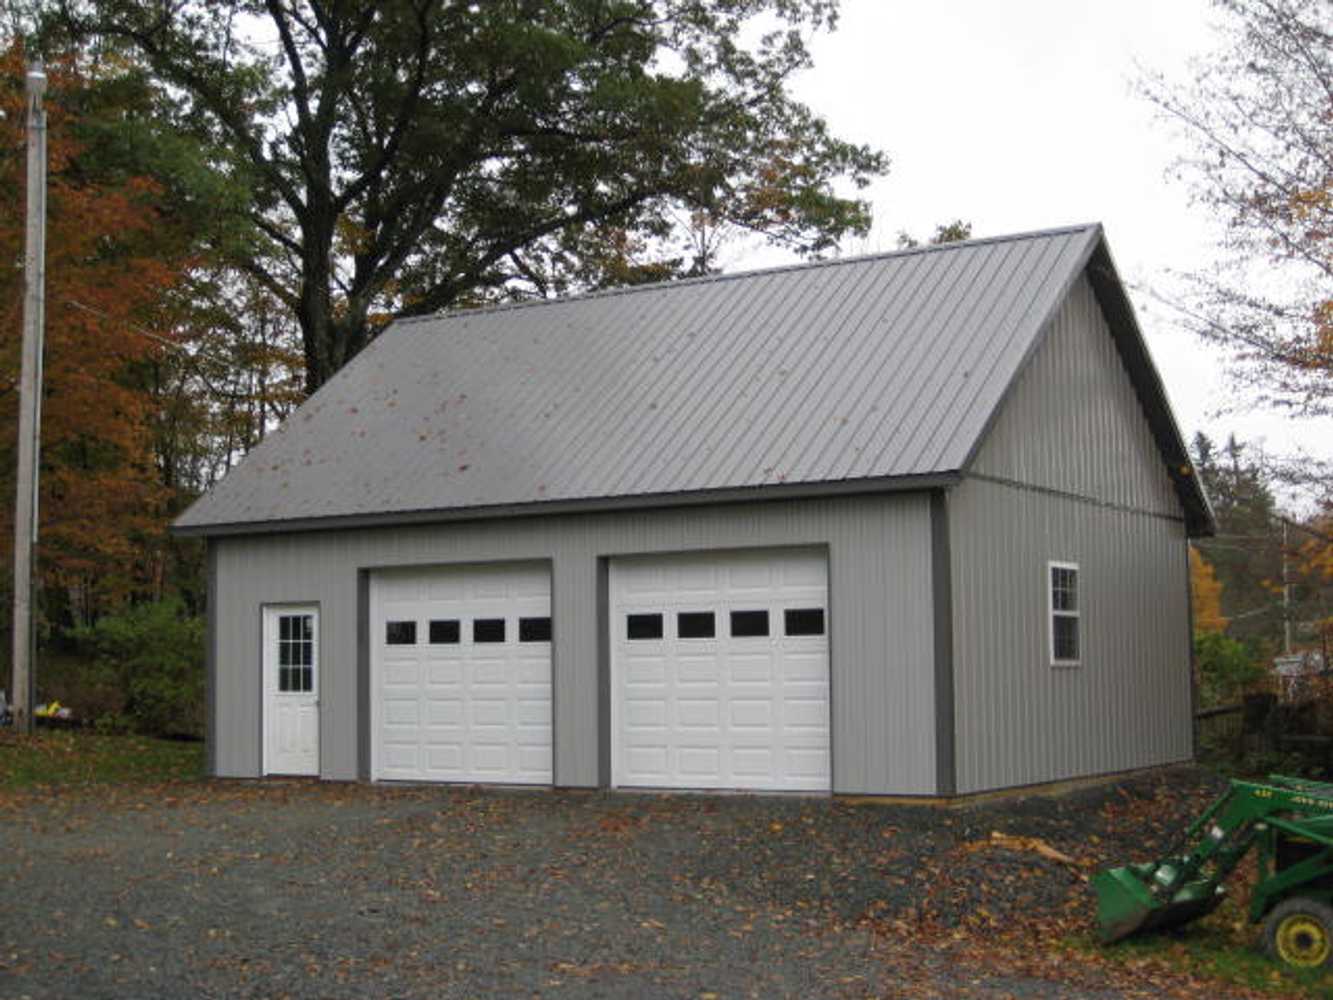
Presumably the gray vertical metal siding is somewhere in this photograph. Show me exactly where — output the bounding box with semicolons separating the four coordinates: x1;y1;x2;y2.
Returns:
949;480;1191;793
211;493;938;794
949;274;1192;794
971;275;1180;517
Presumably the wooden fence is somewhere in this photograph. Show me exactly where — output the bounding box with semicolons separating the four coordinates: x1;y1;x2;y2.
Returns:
1195;703;1244;758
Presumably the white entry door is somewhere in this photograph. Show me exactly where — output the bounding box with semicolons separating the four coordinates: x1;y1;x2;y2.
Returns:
610;547;831;792
370;562;553;784
262;605;320;776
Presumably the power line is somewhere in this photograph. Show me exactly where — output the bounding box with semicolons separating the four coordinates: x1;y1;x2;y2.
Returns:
61;297;294;406
62;298;235;368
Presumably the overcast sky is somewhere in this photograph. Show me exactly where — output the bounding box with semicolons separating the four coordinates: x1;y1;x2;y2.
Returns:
734;0;1331;489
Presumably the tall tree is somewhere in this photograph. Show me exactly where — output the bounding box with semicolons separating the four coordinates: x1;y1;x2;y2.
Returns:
55;1;889;392
1193;434;1333;658
1141;0;1332;418
0;46;186;622
1288;512;1333;657
896;219;973;249
1191;433;1285;650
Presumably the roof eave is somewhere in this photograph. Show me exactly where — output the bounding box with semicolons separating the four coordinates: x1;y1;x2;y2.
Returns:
172;471;964;539
1082;240;1216;538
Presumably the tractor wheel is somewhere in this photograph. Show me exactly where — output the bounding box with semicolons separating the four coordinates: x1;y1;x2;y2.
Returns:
1264;897;1333;968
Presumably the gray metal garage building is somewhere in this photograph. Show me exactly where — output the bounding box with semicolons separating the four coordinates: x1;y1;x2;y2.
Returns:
175;223;1213;797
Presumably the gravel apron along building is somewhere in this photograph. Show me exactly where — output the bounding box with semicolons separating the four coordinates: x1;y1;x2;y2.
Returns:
175;223;1214;797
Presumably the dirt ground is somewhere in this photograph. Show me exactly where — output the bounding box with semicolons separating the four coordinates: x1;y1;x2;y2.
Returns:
0;765;1280;999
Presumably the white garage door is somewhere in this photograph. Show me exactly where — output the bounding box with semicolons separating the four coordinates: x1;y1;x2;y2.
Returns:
610;547;831;792
370;562;552;784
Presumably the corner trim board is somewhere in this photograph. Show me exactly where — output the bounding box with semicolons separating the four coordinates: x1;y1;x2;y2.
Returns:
596;557;611;788
205;541;218;777
930;490;957;797
357;570;371;781
1185;544;1199;761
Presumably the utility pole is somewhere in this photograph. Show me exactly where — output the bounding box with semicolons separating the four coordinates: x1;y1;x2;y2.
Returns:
12;62;47;735
1281;518;1293;657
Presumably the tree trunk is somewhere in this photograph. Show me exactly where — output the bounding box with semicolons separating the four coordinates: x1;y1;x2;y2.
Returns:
297;203;338;394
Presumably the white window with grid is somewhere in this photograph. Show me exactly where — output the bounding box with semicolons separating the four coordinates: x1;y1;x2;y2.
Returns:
1048;562;1080;667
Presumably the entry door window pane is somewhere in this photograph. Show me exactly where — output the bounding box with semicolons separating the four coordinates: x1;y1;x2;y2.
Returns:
278;613;314;692
730;610;770;637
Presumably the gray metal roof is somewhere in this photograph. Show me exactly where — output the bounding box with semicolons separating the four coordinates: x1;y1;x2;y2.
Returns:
175;223;1212;536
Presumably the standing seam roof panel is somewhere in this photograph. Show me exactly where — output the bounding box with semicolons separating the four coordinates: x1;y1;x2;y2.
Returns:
643;267;840;493
683;260;873;491
607;270;807;495
174;223;1207;534
518;287;674;497
891;232;1081;473
914;230;1097;472
874;236;1064;474
543;272;763;497
822;239;1014;480
802;247;968;482
899;238;1057;469
754;255;921;487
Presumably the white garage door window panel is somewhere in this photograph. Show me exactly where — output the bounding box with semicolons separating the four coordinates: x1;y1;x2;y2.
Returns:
370;563;552;784
611;548;831;791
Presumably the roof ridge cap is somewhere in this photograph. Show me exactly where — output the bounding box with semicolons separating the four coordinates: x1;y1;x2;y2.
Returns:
390;222;1103;329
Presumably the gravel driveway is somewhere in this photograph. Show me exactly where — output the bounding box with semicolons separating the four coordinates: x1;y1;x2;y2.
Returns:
0;769;1229;999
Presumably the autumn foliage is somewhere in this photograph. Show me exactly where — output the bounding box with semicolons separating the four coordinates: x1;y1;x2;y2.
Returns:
1291;515;1333;651
0;46;186;619
1190;546;1229;635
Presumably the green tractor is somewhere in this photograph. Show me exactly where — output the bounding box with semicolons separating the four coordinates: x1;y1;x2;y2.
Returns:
1095;775;1333;967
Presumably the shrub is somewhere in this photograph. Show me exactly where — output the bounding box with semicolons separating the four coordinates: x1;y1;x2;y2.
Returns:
36;651;127;723
70;599;204;738
1195;631;1263;708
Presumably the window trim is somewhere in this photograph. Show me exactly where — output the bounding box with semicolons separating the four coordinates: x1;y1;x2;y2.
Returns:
1047;560;1081;667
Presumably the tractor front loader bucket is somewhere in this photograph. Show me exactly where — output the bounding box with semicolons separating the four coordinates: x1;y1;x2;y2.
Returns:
1094;862;1224;943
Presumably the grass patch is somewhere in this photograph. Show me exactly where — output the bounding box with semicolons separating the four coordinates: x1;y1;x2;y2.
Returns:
1097;929;1333;997
1081;884;1333;999
0;729;205;790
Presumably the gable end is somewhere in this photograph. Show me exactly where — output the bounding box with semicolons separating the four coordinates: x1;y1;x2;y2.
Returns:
966;241;1212;535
